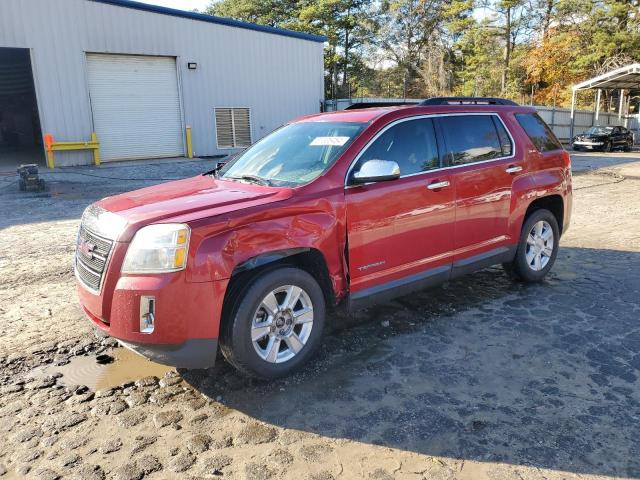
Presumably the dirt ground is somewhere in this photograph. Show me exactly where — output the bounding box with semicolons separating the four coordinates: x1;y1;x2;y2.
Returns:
0;153;639;480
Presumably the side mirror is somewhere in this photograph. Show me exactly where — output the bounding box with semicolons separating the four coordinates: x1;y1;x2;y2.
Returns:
352;159;400;184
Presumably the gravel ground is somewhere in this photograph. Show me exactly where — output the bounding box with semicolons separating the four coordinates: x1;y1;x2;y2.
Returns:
0;154;639;480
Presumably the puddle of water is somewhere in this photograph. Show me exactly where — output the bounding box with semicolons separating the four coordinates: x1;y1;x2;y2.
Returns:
33;347;174;391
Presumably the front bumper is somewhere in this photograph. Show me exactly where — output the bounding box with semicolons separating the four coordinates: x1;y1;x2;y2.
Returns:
119;338;218;369
77;255;228;369
573;140;604;147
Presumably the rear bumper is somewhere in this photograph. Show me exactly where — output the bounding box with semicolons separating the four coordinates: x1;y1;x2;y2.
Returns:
119;338;218;369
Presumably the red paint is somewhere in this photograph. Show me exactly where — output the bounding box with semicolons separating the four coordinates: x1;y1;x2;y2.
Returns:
346;171;455;292
76;104;572;354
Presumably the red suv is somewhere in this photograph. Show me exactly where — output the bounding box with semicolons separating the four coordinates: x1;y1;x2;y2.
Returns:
76;98;572;378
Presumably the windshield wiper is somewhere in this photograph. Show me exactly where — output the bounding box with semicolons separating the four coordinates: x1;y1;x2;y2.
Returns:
225;175;273;186
204;159;230;178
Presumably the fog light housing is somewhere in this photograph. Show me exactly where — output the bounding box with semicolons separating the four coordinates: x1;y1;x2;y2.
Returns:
140;296;155;334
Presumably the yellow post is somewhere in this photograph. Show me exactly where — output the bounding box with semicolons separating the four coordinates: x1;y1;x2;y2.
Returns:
185;126;193;159
46;150;55;169
43;132;100;167
91;132;101;166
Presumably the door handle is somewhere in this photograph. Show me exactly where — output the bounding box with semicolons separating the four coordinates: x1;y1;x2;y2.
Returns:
505;165;523;174
427;180;450;190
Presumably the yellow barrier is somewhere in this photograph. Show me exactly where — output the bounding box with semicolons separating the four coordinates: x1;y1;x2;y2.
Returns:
44;132;100;169
186;125;193;159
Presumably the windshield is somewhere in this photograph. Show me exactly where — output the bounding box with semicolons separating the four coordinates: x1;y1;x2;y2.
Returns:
585;126;613;135
218;121;366;187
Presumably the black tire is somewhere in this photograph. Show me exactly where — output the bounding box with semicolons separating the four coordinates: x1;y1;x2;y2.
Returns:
219;267;326;379
623;141;632;152
571;145;581;152
503;209;560;282
605;141;614;152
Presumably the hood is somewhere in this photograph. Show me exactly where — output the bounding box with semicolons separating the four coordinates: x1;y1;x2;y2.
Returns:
95;175;293;240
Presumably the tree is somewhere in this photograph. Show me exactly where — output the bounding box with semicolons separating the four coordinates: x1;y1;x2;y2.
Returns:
376;0;444;97
207;0;300;28
418;0;474;96
454;18;504;96
477;0;530;94
523;0;640;106
298;0;376;98
207;0;640;106
374;0;473;97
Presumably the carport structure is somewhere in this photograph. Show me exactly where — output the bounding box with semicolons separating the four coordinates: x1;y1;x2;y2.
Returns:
570;63;640;139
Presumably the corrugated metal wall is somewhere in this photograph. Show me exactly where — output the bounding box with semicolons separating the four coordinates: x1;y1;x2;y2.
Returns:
0;0;324;166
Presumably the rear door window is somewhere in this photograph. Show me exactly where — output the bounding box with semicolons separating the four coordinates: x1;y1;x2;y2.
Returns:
515;113;562;152
439;115;505;166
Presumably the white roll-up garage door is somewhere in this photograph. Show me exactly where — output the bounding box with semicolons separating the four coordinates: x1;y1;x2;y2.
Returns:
86;54;184;162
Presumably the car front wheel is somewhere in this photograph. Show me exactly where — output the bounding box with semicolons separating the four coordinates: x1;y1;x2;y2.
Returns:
220;267;326;379
503;209;560;282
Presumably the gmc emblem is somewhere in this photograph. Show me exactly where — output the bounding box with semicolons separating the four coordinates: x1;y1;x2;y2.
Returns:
78;239;96;259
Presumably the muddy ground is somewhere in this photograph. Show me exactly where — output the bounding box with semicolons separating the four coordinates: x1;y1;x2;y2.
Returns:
0;153;639;480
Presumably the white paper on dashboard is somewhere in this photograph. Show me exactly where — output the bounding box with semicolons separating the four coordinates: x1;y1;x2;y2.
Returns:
310;136;350;146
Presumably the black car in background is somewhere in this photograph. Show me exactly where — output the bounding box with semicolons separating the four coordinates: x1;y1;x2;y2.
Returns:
572;125;634;152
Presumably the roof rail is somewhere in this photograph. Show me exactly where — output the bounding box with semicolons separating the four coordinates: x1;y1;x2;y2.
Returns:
419;97;518;106
343;101;419;110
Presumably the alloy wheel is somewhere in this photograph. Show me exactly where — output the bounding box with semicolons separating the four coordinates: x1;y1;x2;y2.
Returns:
251;285;314;363
525;220;554;271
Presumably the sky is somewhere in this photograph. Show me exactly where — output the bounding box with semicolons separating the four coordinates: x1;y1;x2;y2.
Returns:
137;0;211;12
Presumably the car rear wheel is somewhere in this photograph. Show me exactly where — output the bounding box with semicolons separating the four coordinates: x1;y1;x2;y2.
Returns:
503;209;559;282
605;141;614;152
623;141;632;152
219;267;325;379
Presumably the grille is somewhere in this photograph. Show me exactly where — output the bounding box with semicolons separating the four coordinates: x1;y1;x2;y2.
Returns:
75;225;113;292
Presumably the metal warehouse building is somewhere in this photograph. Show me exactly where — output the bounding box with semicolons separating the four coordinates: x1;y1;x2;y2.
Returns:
0;0;324;168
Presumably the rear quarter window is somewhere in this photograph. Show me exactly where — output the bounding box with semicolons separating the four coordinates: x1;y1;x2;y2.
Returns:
515;113;562;152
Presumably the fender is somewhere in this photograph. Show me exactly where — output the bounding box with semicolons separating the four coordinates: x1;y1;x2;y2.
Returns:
509;165;568;240
186;195;348;300
507;170;536;242
232;247;311;274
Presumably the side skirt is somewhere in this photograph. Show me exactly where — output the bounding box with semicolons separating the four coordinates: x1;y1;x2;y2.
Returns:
450;245;517;280
346;245;517;312
347;265;451;311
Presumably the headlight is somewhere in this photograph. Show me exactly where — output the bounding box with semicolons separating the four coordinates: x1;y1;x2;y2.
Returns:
122;224;190;273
